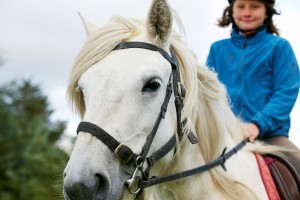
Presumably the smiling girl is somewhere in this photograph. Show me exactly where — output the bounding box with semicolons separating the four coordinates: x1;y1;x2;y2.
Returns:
206;0;300;176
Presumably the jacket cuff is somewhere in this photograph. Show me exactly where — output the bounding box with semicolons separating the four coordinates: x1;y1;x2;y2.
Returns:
250;120;263;139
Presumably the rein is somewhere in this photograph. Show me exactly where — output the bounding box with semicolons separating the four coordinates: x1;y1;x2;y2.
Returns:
76;41;248;198
139;138;248;188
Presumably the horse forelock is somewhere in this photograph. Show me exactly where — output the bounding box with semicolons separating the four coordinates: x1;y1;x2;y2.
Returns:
68;16;144;117
68;13;185;118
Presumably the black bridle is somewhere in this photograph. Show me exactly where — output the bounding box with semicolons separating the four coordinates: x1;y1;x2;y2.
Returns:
76;41;248;198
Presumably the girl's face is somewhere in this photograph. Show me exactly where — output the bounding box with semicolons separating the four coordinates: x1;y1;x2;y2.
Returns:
232;0;267;31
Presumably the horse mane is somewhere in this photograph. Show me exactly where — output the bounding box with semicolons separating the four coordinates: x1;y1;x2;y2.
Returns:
67;14;278;200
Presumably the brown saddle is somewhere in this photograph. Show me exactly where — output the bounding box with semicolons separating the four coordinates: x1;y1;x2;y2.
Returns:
264;154;300;200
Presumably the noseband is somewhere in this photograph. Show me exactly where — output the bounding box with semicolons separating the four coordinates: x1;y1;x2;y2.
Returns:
76;41;248;198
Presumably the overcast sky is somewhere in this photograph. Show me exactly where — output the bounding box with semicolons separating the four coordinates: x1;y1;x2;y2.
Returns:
0;0;299;148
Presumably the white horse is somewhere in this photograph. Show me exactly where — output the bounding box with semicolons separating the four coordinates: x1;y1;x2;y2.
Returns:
63;0;281;199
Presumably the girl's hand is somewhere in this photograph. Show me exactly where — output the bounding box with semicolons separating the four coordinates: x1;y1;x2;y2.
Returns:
243;123;259;142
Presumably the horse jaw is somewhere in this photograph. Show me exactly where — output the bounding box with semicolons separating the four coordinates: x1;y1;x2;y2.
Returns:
147;0;173;46
78;12;99;37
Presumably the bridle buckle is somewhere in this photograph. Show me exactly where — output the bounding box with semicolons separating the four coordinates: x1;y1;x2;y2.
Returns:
114;144;134;163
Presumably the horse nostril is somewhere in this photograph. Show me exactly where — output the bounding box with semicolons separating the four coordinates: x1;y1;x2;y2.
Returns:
97;174;105;185
95;173;110;196
64;182;94;199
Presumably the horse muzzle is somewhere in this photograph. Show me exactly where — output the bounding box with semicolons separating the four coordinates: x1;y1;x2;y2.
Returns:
63;170;111;200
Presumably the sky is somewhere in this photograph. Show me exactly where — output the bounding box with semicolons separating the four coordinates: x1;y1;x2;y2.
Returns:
0;0;299;149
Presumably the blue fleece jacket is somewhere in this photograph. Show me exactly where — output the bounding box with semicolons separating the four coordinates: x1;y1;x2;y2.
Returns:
206;28;300;139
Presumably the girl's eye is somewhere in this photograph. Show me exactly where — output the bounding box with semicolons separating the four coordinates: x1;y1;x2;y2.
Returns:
142;79;161;93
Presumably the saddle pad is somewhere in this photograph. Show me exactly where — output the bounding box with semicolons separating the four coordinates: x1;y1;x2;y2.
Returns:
255;153;280;200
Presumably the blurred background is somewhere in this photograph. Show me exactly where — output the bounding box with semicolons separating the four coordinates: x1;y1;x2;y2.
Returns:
0;0;299;199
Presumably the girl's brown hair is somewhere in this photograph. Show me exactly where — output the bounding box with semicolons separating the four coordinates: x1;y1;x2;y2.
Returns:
217;0;281;35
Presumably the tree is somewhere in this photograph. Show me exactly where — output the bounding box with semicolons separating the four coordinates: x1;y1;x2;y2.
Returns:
0;80;68;200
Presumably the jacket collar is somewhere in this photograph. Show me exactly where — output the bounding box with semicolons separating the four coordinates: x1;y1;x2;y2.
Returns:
231;28;268;48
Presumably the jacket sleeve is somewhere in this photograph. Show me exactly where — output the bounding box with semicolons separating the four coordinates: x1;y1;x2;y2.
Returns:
250;40;300;137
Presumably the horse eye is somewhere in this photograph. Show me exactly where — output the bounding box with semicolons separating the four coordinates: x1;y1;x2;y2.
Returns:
143;79;161;92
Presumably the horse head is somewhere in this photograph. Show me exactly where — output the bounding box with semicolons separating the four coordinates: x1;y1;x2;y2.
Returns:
64;0;184;199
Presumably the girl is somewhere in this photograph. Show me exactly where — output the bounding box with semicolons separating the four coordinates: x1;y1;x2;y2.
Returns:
206;0;300;175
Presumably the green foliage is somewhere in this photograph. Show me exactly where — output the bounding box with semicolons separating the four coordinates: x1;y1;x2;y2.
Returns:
0;80;68;200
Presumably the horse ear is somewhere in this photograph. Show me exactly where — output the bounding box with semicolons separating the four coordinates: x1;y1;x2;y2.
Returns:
78;12;99;37
147;0;173;45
